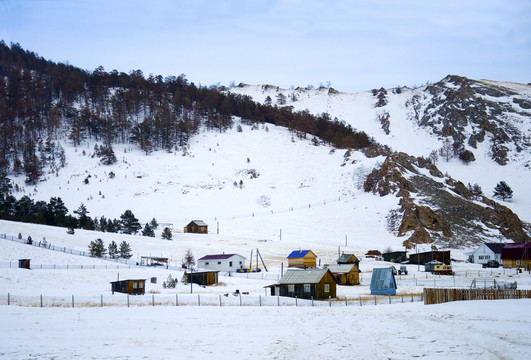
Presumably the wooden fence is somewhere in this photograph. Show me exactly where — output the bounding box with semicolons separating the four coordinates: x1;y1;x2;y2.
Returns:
423;287;531;305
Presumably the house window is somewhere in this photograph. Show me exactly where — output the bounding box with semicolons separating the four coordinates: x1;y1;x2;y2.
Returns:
304;284;310;292
229;261;233;267
139;282;143;289
218;261;221;265
288;285;295;292
324;284;330;293
205;262;209;265
239;261;242;265
133;282;138;289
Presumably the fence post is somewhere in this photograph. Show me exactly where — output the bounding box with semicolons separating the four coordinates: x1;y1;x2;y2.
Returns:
176;294;178;306
101;295;103;307
7;293;10;305
152;294;155;306
389;295;391;304
127;295;130;307
359;296;362;306
277;295;279;306
239;293;242;306
198;294;200;306
40;294;43;308
295;296;297;307
345;298;347;306
259;295;261;307
219;295;222;307
374;296;377;305
311;296;314;306
401;294;404;303
72;295;74;308
329;296;331;307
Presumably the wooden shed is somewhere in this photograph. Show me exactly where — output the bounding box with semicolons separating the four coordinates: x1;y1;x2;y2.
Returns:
184;220;208;234
268;268;336;299
184;270;219;286
18;259;31;269
409;250;451;265
382;251;408;263
327;264;360;285
111;279;146;295
287;250;317;268
370;268;397;295
501;243;531;269
337;253;360;268
365;250;382;260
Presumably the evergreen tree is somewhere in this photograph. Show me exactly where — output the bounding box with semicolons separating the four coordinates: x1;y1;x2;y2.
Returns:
119;241;132;258
120;209;141;234
142;223;155;237
108;240;118;259
150;218;158;229
26;235;32;245
493;181;513;201
74;203;90;229
161;227;172;240
88;238;106;257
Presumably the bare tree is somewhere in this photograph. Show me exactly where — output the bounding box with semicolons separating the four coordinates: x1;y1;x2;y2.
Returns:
183;249;195;269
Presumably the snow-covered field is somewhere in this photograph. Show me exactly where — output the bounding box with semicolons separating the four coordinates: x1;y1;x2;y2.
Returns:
1;221;531;359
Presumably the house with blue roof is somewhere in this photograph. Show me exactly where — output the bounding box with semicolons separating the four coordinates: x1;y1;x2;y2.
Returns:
287;250;317;268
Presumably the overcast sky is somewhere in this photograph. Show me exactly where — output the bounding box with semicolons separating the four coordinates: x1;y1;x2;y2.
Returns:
1;0;530;93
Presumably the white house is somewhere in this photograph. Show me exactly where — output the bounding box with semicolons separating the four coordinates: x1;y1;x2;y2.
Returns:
197;253;246;272
468;243;504;264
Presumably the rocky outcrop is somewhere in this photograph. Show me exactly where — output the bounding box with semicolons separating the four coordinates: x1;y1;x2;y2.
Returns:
364;151;530;248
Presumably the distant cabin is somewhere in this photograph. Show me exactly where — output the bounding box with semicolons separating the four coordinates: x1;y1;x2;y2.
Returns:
267;268;337;299
327;263;360;285
382;251;407;263
501;243;531;269
337;253;360;267
468;243;504;264
197;253;246;272
111;279;146;295
287;250;317;268
424;260;444;273
184;270;219;286
184;220;208;234
409;250;451;265
370;268;397;295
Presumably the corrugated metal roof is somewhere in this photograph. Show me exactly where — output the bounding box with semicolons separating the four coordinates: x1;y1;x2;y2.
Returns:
198;254;242;261
370;268;396;290
279;269;329;284
287;250;313;259
337;254;359;263
327;264;358;274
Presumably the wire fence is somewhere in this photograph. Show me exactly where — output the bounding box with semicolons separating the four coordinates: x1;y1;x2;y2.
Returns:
1;292;424;308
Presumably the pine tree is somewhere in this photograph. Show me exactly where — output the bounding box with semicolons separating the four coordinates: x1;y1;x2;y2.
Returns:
150;218;158;230
142;223;155;237
88;238;106;257
119;241;132;259
493;181;513;201
161;227;172;240
108;240;118;259
120;209;141;234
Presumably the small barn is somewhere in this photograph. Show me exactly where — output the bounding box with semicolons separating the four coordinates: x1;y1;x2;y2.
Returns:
184;220;208;234
197;253;246;272
409;250;451;265
18;259;31;269
501;243;531;269
287;250;317;268
111;279;146;295
468;243;504;264
327;264;360;285
184;270;219;286
382;251;408;263
370;268;397;295
268;268;336;299
337;253;360;268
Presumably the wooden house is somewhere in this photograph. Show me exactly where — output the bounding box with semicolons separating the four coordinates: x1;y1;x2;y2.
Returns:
501;243;531;269
184;270;219;286
111;279;146;295
286;250;317;268
327;264;360;285
267;269;337;299
468;243;504;264
337;253;360;268
197;253;246;272
18;259;30;269
382;251;407;263
409;250;451;265
370;268;397;295
184;220;208;234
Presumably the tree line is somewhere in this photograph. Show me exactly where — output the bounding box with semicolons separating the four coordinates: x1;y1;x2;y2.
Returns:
0;41;374;184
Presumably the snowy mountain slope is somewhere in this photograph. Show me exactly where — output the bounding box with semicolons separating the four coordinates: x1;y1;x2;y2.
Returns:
228;77;531;223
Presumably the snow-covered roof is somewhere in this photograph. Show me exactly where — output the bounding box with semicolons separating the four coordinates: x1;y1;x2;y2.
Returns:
188;220;208;226
327;264;358;274
279;269;331;284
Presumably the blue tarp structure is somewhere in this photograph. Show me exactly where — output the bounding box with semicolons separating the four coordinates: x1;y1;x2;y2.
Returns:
370;267;397;295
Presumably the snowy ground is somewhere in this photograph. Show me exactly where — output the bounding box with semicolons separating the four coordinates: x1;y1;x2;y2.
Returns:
1;221;531;358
